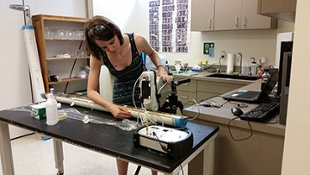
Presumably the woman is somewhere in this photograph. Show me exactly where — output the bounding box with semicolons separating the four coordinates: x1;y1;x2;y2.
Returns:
84;15;170;175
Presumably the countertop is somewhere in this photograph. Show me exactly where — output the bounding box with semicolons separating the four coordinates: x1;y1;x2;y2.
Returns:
172;71;258;85
183;79;285;137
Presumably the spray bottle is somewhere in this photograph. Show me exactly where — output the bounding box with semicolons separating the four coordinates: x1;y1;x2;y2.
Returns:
250;57;257;76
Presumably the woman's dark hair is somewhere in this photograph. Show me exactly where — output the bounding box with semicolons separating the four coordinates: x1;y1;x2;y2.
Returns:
84;15;124;60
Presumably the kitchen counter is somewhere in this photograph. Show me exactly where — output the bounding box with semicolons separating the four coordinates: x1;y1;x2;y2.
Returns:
183;79;285;175
183;80;285;136
170;71;260;106
172;71;258;85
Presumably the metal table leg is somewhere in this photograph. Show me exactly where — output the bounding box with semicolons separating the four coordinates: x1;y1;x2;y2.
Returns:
0;122;15;175
53;138;64;175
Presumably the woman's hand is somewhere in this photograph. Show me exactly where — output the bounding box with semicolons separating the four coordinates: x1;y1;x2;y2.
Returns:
108;104;132;119
157;66;171;83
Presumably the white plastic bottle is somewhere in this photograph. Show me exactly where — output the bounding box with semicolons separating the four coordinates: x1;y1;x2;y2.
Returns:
251;61;258;75
45;93;59;126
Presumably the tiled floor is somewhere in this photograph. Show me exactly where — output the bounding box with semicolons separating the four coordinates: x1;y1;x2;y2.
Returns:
0;133;160;175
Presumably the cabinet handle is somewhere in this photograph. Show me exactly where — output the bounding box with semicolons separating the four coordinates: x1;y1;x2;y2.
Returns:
182;83;189;86
243;17;247;28
208;19;212;29
180;96;188;99
235;17;239;28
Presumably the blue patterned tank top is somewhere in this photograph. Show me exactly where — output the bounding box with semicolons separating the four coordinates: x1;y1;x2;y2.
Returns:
101;33;145;106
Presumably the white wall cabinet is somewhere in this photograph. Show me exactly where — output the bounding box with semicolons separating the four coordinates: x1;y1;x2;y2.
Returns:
214;0;242;30
191;0;215;31
241;0;278;29
191;0;277;31
257;0;296;22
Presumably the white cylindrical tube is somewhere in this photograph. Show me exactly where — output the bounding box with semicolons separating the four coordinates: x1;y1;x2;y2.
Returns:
55;96;188;128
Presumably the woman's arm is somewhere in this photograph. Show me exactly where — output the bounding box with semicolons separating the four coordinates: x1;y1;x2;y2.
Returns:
87;55;132;118
134;34;171;83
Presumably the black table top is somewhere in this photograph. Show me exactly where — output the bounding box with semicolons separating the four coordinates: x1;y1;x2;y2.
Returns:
0;104;219;173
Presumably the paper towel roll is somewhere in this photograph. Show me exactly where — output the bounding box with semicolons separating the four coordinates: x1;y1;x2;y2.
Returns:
226;53;236;73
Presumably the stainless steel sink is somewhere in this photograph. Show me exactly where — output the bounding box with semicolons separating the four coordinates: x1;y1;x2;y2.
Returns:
206;73;260;81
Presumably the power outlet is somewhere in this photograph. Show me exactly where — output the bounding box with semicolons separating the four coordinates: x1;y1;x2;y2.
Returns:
221;51;226;59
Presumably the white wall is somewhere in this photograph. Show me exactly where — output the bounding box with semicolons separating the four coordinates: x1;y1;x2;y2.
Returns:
0;0;87;138
92;0;139;33
281;0;310;174
0;0;87;110
30;0;87;18
0;0;32;110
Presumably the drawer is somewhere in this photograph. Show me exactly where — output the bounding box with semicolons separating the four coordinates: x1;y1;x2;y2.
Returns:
177;91;197;105
196;92;221;102
174;79;197;92
197;81;246;94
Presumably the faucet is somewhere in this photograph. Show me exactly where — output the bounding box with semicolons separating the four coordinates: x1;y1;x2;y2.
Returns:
237;52;242;75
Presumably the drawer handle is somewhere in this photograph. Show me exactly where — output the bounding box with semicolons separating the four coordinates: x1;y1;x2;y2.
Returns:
243;16;247;27
181;83;189;86
208;19;212;29
235;17;239;28
180;96;188;99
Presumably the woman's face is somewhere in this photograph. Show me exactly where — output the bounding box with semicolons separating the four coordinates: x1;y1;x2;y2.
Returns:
95;35;120;54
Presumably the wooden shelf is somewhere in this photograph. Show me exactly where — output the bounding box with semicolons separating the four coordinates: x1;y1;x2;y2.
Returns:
45;38;85;41
32;14;89;93
32;14;88;23
46;57;89;61
49;77;88;85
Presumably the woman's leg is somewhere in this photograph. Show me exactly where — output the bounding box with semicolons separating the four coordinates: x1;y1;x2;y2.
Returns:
116;159;128;175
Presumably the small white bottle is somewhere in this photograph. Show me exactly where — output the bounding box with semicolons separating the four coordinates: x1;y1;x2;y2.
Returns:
45;93;59;126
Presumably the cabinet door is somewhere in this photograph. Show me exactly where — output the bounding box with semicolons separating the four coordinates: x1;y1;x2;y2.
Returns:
196;91;220;101
241;0;275;29
191;0;215;31
178;91;197;105
214;0;242;30
174;79;196;92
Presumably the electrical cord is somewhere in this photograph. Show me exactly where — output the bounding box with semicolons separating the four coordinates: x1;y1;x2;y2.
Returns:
187;99;201;121
204;98;229;108
134;131;185;175
64;59;77;93
132;73;144;109
157;82;168;94
228;115;253;141
153;132;185;175
64;41;84;93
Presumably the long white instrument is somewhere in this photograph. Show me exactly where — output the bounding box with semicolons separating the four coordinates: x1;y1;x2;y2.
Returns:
55;96;188;128
22;25;45;103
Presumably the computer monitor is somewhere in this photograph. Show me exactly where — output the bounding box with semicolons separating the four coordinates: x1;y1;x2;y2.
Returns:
277;41;293;97
278;41;293;125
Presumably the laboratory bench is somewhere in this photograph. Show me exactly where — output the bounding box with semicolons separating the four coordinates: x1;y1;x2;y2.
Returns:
0;104;219;175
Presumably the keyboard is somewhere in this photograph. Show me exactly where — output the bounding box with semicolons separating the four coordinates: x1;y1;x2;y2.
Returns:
239;102;280;122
